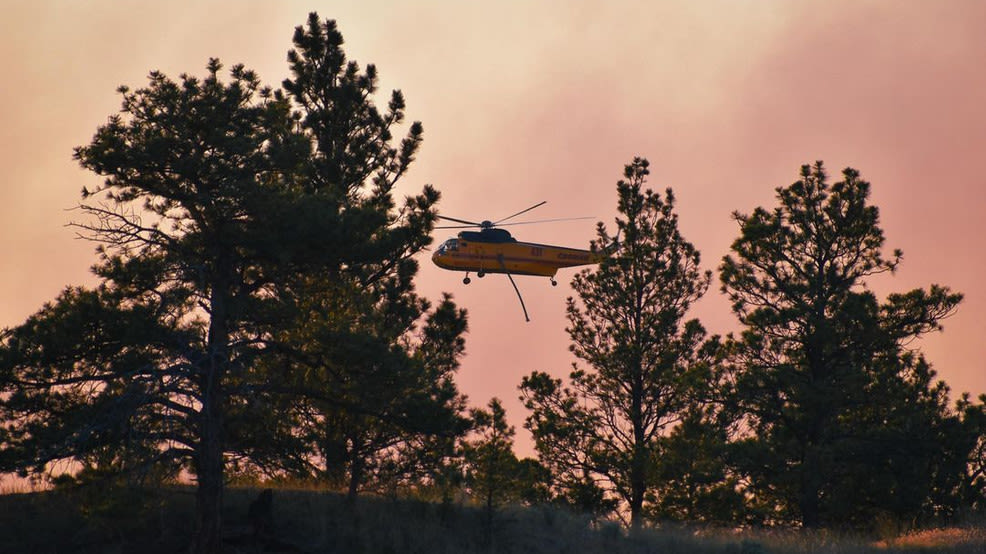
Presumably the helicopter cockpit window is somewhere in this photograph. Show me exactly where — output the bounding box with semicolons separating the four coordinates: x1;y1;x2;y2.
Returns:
436;239;458;254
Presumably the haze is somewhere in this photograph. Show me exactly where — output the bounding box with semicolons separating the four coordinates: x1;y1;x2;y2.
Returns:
3;1;984;455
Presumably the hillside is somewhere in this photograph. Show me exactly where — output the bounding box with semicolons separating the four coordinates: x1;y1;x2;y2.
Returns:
1;486;984;553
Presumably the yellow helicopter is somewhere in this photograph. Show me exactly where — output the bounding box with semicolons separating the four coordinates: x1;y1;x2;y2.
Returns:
431;201;607;321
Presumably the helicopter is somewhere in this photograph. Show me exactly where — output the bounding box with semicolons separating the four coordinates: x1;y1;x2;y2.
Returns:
431;201;608;321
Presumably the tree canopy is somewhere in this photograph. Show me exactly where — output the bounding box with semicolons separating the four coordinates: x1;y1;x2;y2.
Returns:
720;161;974;529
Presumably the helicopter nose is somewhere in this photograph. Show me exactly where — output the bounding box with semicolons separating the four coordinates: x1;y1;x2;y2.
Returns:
431;249;447;269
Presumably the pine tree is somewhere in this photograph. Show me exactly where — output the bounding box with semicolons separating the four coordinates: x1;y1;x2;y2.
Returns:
521;158;717;532
720;161;966;529
647;405;748;525
0;58;314;552
463;399;520;513
273;14;469;501
462;397;531;548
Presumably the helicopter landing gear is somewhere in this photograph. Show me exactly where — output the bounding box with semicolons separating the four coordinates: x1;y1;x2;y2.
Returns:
463;273;471;285
477;270;485;278
550;277;558;287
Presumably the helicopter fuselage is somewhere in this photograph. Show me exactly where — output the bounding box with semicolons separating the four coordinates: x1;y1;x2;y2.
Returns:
431;228;600;278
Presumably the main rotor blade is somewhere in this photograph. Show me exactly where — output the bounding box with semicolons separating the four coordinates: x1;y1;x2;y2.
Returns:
495;201;547;225
434;224;479;229
436;214;482;226
497;216;595;227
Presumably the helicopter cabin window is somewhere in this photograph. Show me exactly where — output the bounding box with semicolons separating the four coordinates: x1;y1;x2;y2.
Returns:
441;239;458;252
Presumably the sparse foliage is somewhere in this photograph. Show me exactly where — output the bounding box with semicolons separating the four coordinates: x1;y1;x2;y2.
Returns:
521;158;718;532
462;398;520;512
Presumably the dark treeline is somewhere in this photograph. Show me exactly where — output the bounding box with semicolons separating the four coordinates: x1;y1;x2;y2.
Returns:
523;158;985;533
0;13;983;553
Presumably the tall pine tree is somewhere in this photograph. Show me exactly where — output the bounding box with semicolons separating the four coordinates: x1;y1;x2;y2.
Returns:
273;14;469;501
521;158;716;532
0;59;315;552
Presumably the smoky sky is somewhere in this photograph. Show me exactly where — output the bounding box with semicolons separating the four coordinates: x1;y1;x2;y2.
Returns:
3;1;983;454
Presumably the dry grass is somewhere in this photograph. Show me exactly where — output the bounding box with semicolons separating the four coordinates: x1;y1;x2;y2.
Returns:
1;484;984;553
876;526;986;551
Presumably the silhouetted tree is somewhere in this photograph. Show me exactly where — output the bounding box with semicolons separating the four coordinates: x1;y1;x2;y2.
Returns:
287;293;469;502
905;390;986;523
0;59;311;552
461;398;554;546
720;161;967;529
462;398;520;515
0;13;461;553
646;406;749;525
521;158;717;532
959;396;986;514
272;15;469;502
553;471;619;522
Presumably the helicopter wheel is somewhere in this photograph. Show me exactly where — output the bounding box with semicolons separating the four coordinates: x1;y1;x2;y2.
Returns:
477;270;485;278
550;278;558;287
463;275;471;285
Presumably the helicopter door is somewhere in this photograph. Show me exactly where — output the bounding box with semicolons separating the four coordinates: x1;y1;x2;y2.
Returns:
474;243;487;276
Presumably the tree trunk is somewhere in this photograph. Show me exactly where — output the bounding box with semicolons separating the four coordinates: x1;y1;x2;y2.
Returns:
629;450;646;534
801;332;826;530
800;446;822;528
191;350;225;553
193;403;225;553
346;445;363;505
629;360;646;535
192;280;229;553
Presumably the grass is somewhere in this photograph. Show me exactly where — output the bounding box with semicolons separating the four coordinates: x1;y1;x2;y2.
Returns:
0;485;983;553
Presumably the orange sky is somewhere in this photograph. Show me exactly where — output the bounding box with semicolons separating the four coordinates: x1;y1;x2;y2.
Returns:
2;1;984;456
